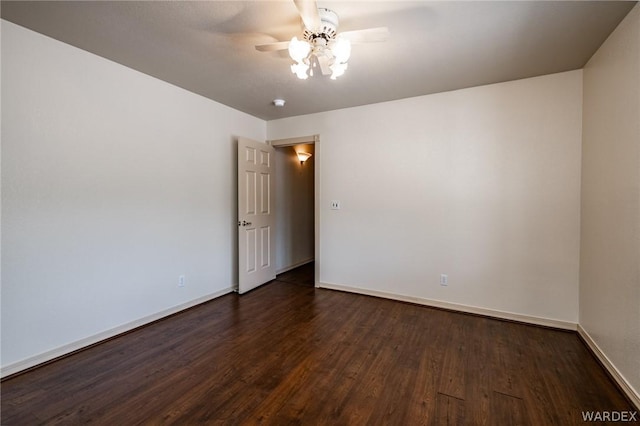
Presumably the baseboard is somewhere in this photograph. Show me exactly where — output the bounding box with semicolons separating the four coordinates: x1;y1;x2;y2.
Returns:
577;325;640;410
1;287;234;379
7;281;637;411
276;258;314;275
317;282;577;331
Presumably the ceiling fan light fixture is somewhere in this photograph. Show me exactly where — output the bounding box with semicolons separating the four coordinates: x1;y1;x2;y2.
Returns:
256;4;389;82
285;8;351;80
289;36;350;80
255;6;388;81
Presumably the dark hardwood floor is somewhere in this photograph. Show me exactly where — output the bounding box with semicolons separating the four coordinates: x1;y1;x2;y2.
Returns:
2;262;636;425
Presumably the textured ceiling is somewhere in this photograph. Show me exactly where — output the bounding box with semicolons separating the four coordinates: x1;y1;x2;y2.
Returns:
1;1;636;120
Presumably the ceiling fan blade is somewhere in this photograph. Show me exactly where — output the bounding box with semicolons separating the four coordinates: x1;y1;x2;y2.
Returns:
293;0;320;32
317;55;331;76
255;41;291;52
340;27;390;44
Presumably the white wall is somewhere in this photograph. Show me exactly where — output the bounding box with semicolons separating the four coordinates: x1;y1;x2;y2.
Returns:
1;21;266;371
580;4;640;401
268;70;583;325
274;144;314;272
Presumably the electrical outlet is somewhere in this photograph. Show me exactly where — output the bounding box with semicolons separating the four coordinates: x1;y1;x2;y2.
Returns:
179;275;186;287
330;200;341;210
440;274;448;286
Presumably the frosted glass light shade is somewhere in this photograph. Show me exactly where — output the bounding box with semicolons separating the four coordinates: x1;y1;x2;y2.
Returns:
330;62;348;80
297;152;312;163
331;37;351;64
288;37;311;62
291;62;309;79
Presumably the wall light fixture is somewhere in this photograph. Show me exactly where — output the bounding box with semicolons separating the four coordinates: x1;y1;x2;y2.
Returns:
297;152;312;165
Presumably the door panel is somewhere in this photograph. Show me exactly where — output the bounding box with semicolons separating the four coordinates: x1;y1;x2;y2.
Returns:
238;138;276;294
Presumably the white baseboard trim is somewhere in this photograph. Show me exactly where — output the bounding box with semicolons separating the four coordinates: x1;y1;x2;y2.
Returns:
577;325;640;410
8;282;637;411
276;258;314;275
1;287;234;379
318;282;577;331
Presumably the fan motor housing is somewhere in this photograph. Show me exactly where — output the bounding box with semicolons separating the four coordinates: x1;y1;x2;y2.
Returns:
303;8;339;42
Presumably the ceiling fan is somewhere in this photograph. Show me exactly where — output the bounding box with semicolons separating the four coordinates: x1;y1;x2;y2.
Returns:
255;0;389;80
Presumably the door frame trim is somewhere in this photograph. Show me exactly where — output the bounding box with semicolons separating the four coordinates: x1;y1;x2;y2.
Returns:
269;135;320;287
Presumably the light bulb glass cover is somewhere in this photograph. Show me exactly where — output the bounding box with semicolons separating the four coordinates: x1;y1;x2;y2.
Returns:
297;152;312;163
331;37;351;64
288;37;311;62
330;62;348;80
291;62;309;79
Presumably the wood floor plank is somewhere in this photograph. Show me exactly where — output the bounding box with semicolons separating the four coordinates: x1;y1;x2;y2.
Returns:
1;263;636;425
436;392;466;426
487;320;526;399
437;315;468;400
464;316;493;425
491;391;528;426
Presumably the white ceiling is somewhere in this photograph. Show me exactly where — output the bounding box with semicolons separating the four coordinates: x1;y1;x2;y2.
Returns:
2;1;636;120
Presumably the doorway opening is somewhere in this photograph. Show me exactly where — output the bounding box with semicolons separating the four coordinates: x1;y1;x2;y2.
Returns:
271;135;319;285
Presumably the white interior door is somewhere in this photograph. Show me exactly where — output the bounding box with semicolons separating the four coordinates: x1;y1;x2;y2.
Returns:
238;137;276;294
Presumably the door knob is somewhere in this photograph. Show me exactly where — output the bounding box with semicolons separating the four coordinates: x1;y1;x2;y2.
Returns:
238;220;252;227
